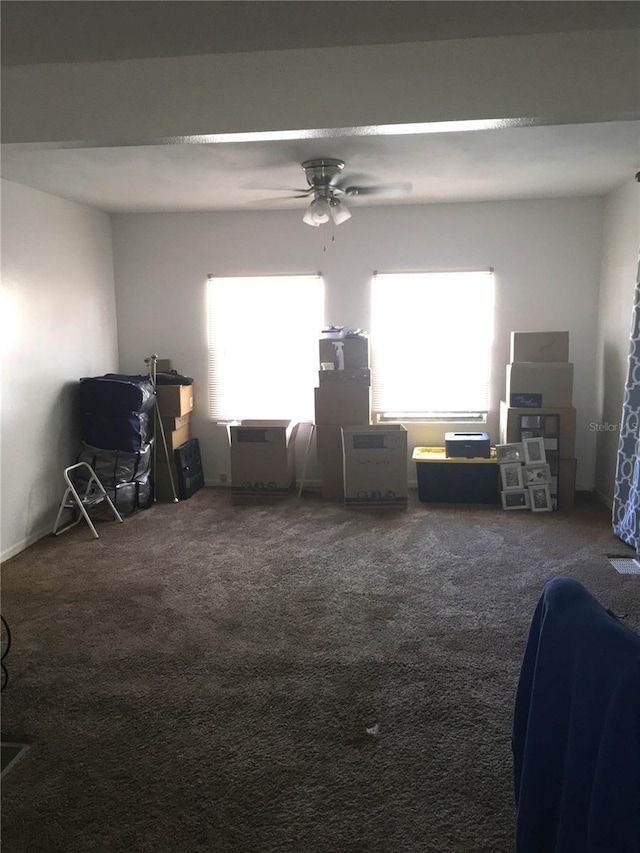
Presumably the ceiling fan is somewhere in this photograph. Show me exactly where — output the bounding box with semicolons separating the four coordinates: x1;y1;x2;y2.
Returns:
274;158;412;227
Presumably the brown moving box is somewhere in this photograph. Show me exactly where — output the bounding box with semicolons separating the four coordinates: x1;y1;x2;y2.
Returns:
314;384;371;425
319;336;370;370
161;413;190;432
162;423;190;454
156;384;194;417
229;420;297;498
506;362;573;408
510;331;569;363
499;401;576;458
154;458;179;501
319;458;345;501
342;424;408;507
318;368;371;386
554;457;577;510
155;358;172;372
315;424;343;462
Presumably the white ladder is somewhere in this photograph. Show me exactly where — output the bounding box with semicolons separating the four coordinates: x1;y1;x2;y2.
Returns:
52;462;124;539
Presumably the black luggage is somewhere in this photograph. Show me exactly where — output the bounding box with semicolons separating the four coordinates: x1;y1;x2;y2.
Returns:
174;438;204;500
76;441;152;485
79;374;156;416
103;477;153;517
81;411;153;453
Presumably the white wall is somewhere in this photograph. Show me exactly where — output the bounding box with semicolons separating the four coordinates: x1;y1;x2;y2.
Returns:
1;180;118;560
594;179;640;505
112;196;604;491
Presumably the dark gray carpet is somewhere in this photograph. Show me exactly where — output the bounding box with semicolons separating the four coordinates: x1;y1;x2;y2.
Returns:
1;489;637;853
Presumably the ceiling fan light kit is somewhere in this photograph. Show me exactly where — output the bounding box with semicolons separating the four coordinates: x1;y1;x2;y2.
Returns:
295;158;408;228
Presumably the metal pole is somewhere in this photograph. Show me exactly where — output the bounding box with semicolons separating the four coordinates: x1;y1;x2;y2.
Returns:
145;354;179;503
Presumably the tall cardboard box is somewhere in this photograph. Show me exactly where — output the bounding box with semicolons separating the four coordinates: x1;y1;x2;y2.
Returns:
229;420;298;500
554;457;577;510
314;384;371;425
506;363;573;408
319;458;345;500
154;458;179;501
342;425;408;508
316;425;345;500
499;401;576;458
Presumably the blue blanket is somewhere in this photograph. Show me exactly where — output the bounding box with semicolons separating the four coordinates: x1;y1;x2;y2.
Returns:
513;577;640;853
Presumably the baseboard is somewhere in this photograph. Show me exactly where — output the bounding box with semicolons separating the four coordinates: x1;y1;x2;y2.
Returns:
1;523;52;564
205;478;323;490
592;488;613;510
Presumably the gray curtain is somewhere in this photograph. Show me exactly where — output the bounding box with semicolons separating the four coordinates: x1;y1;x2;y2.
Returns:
612;254;640;551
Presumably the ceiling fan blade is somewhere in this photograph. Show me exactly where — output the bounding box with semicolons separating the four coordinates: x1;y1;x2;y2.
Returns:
244;185;314;194
343;182;413;198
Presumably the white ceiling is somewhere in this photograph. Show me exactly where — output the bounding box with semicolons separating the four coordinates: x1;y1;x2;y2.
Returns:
2;2;639;214
3;121;639;213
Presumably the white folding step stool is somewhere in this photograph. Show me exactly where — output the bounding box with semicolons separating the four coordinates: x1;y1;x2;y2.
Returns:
52;462;124;539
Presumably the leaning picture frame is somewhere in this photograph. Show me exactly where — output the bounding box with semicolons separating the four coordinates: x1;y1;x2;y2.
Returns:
496;442;525;464
500;462;525;491
522;437;546;465
529;483;553;512
501;489;530;510
523;463;552;486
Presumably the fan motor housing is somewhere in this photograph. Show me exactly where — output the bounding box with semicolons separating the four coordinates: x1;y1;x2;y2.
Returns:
302;158;345;189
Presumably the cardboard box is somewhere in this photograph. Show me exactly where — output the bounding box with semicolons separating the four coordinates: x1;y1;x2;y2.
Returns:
510;331;569;363
156;384;194;417
318;368;371;387
161;413;190;432
314;384;371;425
551;457;577;510
156;359;172;373
319;458;345;501
162;423;190;454
154;458;179;501
229;420;297;496
315;424;343;463
499;401;576;458
319;336;370;370
506;362;573;408
342;425;407;507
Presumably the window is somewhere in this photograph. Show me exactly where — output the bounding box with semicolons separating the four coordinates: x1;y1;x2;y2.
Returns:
371;271;494;421
207;275;324;421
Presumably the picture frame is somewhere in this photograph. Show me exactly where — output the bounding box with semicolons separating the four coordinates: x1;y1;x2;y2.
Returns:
495;442;525;464
529;483;553;512
523;463;552;486
500;461;525;491
501;489;530;510
521;415;542;429
523;437;546;465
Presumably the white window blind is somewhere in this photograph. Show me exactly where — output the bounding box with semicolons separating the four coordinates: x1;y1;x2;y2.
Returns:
207;275;324;421
371;271;495;420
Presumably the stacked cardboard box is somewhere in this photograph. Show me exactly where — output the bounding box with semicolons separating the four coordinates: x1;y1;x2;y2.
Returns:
153;359;196;500
314;332;371;500
500;332;576;509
